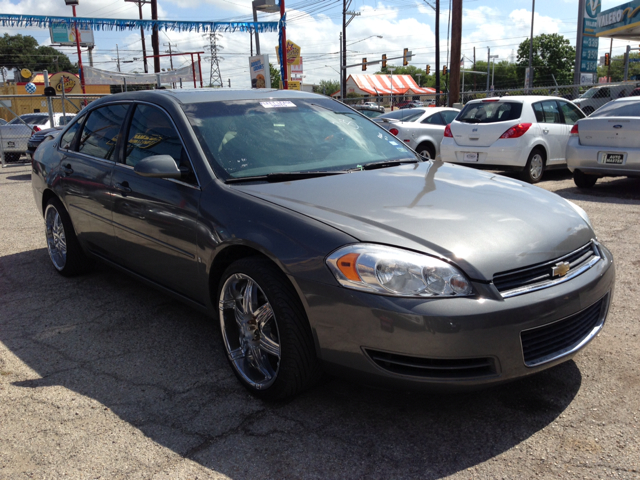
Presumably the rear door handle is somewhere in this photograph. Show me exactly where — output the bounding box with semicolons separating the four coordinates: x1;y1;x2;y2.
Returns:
62;164;73;175
115;182;132;194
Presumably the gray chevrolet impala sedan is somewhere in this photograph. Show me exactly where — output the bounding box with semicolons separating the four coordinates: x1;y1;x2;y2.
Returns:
31;89;615;400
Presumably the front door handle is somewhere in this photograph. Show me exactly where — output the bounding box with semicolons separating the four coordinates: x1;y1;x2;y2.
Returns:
542;129;549;134
115;181;132;194
62;163;73;175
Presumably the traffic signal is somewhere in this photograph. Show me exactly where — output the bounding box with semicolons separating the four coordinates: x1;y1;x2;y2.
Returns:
443;65;448;75
403;48;409;66
382;54;387;69
426;65;431;75
362;58;367;71
604;53;610;66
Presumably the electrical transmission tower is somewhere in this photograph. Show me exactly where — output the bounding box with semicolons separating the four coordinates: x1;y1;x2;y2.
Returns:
203;32;224;88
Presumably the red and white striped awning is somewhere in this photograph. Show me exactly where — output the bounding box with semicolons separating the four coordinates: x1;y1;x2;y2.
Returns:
347;74;436;96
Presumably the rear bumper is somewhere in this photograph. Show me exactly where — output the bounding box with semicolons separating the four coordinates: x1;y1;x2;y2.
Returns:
298;244;614;391
440;138;531;168
566;136;640;177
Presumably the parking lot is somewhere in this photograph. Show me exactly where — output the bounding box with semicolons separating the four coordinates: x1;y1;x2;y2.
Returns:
1;162;639;479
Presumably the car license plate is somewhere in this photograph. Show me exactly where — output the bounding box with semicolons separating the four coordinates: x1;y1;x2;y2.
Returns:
463;152;478;162
603;153;624;164
7;141;15;148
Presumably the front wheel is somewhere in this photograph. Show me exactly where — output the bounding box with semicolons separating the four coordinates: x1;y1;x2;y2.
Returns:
44;198;92;276
573;169;598;188
521;148;546;184
217;258;321;400
416;142;436;160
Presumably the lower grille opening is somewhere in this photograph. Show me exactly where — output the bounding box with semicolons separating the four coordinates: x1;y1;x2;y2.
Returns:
365;349;498;379
521;294;609;367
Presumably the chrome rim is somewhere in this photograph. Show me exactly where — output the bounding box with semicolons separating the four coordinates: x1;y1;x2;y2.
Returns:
44;204;67;271
529;154;543;180
418;149;431;160
219;273;280;390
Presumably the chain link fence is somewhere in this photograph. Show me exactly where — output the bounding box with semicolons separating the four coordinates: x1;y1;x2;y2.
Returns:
1;94;108;167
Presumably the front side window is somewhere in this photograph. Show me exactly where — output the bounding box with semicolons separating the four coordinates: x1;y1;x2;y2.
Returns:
77;104;129;160
59;118;83;150
558;102;584;125
183;98;417;180
457;102;523;123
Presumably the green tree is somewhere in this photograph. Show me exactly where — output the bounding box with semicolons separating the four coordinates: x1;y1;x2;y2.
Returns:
269;62;281;89
516;33;575;86
0;34;77;79
313;79;340;96
597;52;640;82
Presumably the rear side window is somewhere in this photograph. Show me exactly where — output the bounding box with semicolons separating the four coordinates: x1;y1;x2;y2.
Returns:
422;112;445;125
77;104;129;160
558;102;584;124
457;102;523;123
592;101;640;117
441;110;459;124
9;115;48;125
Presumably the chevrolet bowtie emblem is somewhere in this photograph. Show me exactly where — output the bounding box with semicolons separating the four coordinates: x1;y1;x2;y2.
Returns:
551;261;571;278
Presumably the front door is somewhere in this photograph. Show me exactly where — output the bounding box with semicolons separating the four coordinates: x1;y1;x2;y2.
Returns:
110;103;203;301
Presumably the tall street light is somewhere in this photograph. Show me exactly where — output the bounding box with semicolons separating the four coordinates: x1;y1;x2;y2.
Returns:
489;54;499;91
528;0;535;89
64;0;86;94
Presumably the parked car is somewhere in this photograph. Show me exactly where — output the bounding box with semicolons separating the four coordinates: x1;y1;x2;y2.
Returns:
374;107;459;159
566;97;640;188
27;126;64;159
440;96;586;183
1;113;75;162
32;89;614;400
397;100;423;109
361;101;384;112
352;104;385;118
572;83;640;115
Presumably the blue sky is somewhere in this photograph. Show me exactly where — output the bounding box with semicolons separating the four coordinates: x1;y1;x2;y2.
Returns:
0;0;635;87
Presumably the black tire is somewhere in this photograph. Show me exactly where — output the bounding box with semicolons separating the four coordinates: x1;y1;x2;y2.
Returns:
43;197;92;277
521;148;546;184
416;142;436;160
573;169;598;189
217;257;322;400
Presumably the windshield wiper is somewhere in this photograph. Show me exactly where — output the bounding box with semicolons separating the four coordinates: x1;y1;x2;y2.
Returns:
357;159;421;171
225;170;348;184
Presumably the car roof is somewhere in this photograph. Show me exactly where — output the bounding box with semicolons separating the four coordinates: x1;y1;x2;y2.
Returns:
465;95;569;105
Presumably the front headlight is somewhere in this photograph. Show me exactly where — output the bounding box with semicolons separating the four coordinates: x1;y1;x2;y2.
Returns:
566;200;593;229
326;244;474;297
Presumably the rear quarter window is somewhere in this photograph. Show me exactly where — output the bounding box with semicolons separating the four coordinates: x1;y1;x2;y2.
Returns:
457;102;523;123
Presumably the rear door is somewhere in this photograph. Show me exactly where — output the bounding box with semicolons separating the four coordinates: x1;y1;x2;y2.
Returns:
110;103;203;300
57;103;130;257
532;100;567;164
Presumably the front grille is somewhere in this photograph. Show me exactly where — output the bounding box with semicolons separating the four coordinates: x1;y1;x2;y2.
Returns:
521;294;608;367
365;349;498;379
493;241;600;297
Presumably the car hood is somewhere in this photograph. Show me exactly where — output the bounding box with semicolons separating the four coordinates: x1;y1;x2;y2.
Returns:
234;162;594;281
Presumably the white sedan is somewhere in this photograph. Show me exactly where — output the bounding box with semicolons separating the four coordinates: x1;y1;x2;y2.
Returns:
440;96;585;183
566;97;640;188
373;107;460;160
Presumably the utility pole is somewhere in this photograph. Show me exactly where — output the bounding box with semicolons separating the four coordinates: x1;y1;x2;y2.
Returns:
113;44;121;72
435;0;440;106
528;0;535;89
124;0;150;73
164;42;177;70
448;0;462;105
204;32;224;87
151;0;160;73
341;0;360;100
473;46;476;91
486;47;490;91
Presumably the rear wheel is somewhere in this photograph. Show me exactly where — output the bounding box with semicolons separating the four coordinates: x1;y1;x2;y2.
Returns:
573;169;598;189
44;198;92;276
416;142;436;160
217;258;322;400
521;148;546;184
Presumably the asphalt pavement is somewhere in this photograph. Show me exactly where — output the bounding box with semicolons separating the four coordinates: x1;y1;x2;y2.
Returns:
1;162;638;479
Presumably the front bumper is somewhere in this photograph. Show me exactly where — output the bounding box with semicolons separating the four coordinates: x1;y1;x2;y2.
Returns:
440;137;530;168
298;244;614;391
566;136;640;177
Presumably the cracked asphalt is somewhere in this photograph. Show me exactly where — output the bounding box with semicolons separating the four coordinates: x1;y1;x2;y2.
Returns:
1;162;639;479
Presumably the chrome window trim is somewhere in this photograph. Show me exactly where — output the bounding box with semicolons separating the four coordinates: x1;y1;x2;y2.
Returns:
520;293;610;368
498;240;601;298
127;100;202;188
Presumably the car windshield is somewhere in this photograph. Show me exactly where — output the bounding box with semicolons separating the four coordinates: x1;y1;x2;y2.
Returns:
591;101;640;117
378;109;424;122
183;98;417;180
8;115;49;125
457;101;523;123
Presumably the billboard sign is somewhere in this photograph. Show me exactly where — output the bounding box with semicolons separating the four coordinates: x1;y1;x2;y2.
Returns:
249;54;271;89
50;23;95;47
